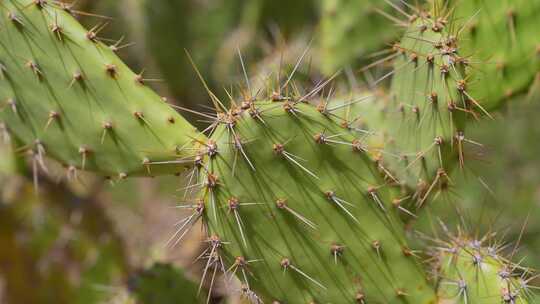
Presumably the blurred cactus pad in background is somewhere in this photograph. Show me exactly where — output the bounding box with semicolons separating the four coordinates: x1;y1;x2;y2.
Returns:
0;0;539;303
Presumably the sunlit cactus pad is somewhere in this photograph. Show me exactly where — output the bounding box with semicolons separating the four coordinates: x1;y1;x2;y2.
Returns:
0;0;200;177
187;99;436;303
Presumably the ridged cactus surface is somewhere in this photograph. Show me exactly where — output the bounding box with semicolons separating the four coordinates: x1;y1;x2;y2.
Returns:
0;0;201;177
196;100;436;303
452;0;540;109
433;232;532;304
384;14;470;191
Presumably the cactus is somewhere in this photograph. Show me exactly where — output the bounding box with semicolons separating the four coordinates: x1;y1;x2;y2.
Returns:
0;0;201;177
196;100;436;303
449;0;540;109
431;229;533;304
380;10;473;195
412;95;540;271
0;0;537;303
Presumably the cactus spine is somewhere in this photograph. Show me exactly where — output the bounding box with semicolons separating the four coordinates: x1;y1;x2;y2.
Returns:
0;0;203;177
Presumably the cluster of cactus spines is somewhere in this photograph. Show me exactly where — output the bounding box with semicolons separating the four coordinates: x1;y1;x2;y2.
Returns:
431;228;534;304
449;0;540;109
0;0;202;179
0;0;537;303
380;6;482;201
192;98;436;303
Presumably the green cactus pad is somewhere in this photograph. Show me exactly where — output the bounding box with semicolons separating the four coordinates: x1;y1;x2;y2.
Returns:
188;99;436;303
384;12;476;195
433;232;533;304
0;0;202;177
451;0;540;109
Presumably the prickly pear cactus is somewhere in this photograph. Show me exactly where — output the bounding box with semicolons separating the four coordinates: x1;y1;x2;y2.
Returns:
0;0;201;177
191;100;436;303
450;0;540;109
432;231;533;304
383;11;477;194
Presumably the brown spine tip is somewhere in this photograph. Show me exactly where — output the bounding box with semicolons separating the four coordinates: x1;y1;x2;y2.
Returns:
402;246;413;257
330;243;344;256
273;143;285;154
48;110;59;120
355;292;366;303
313;133;326;144
456;80;467;92
276;198;287;209
194;154;203;167
282;102;295;114
167;116;176;124
78;146;91;156
316;102;327;114
133;111;144;119
8;12;23;26
50;23;63;39
447;101;456;112
134;74;144;85
33;0;47;9
206;140;218;157
228;197;240;211
429;92;438;104
105;64;117;78
352;139;364;152
26;60;42;78
280;258;291;269
103;121;113;130
440;64;449;76
195;199;205;214
426;53;434;64
6;98;16;113
324;190;336;200
234;256;246;267
86;31;97;42
72;71;83;82
206;173;218;188
396;288;407;297
209;235;222;247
